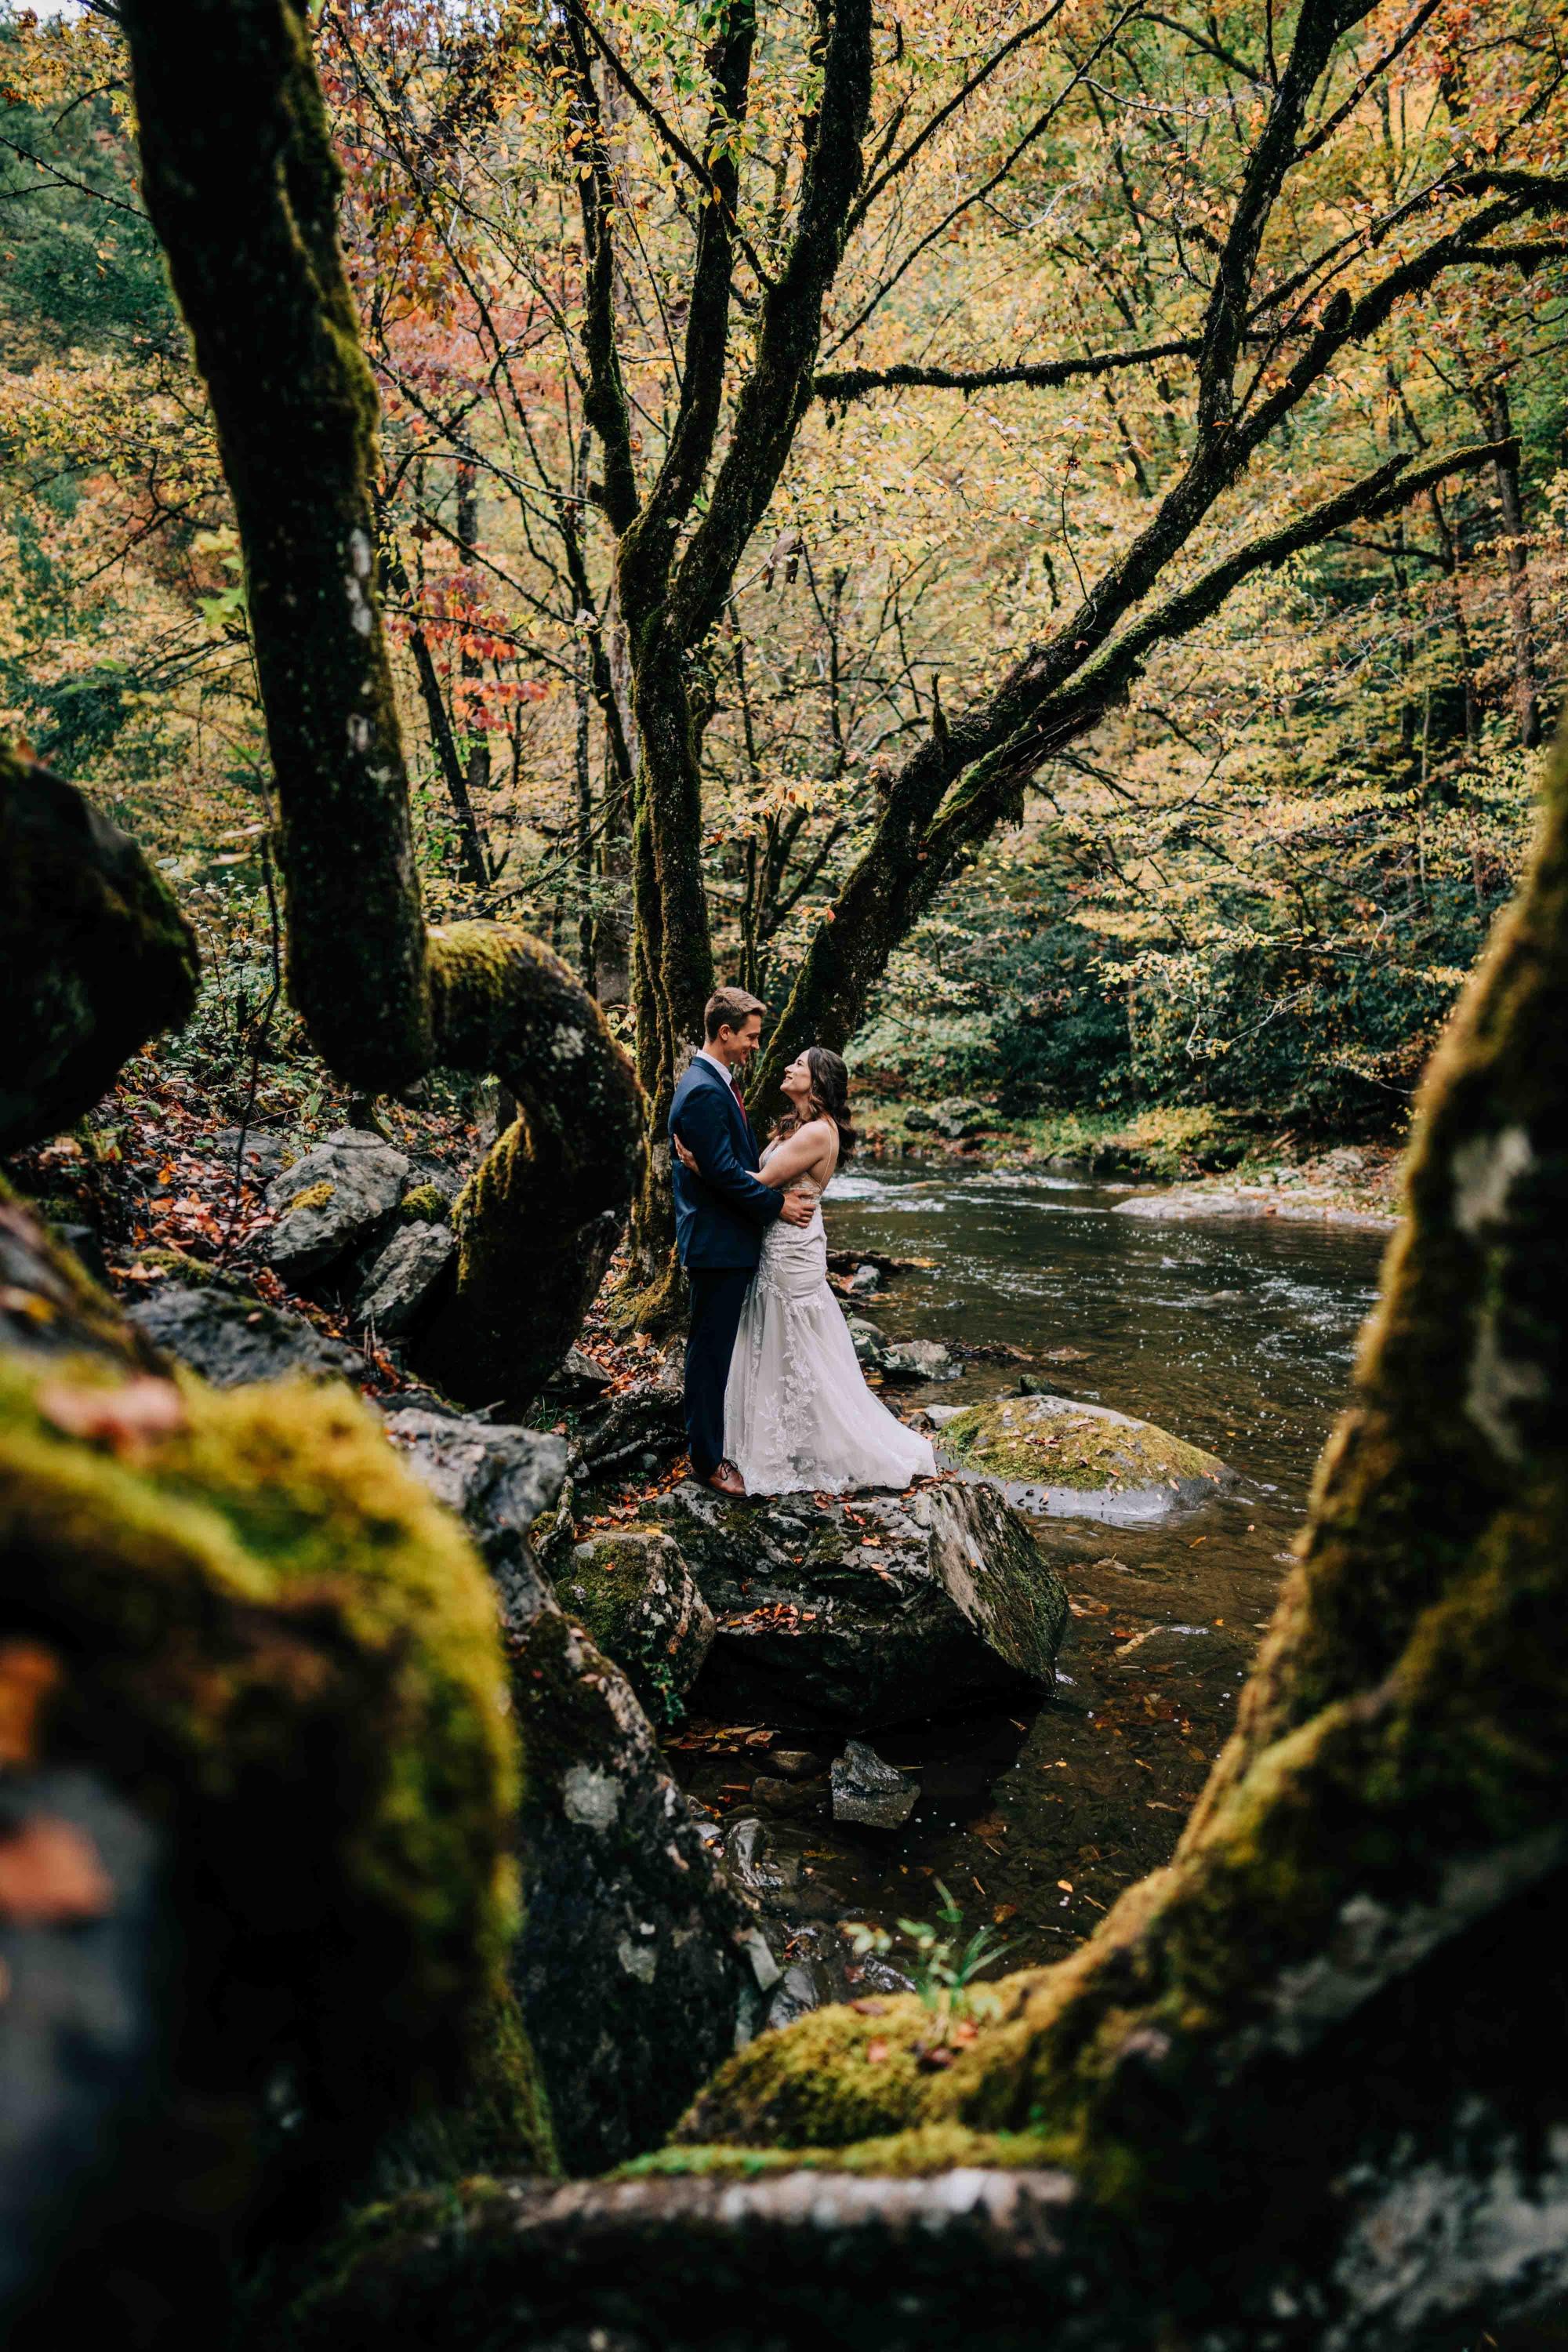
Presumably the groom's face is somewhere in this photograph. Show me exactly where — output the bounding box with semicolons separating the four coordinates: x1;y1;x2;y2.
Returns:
717;1014;763;1066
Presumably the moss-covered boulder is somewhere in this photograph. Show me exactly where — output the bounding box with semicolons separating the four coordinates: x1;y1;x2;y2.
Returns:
937;1393;1231;1524
657;1475;1068;1726
547;1524;715;1726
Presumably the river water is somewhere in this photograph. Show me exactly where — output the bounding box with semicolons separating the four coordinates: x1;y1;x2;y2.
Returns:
670;1166;1392;1977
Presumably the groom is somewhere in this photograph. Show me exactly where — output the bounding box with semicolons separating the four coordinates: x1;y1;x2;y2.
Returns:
670;986;814;1496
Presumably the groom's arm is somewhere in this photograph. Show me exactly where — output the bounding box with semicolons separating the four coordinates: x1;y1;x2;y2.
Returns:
673;1087;783;1227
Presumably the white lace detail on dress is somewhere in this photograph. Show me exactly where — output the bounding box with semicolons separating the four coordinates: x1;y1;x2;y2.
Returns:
723;1148;935;1495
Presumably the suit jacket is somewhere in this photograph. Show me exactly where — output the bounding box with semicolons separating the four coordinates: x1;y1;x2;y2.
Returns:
670;1056;783;1269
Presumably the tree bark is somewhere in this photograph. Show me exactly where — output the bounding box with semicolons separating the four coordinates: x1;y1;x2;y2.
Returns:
1479;380;1544;750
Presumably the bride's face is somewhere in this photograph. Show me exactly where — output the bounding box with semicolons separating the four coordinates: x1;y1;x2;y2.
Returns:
781;1054;813;1105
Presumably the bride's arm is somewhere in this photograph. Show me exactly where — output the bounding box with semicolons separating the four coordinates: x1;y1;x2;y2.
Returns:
755;1119;833;1188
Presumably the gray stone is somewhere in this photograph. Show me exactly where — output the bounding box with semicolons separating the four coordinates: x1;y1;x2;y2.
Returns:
212;1127;296;1188
382;1406;566;1620
921;1403;970;1428
848;1262;881;1298
830;1738;920;1829
653;1475;1069;1726
353;1221;456;1337
768;1748;829;1780
127;1279;362;1388
263;1127;411;1280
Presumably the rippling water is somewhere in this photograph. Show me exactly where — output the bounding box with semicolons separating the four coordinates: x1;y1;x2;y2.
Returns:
672;1164;1395;1973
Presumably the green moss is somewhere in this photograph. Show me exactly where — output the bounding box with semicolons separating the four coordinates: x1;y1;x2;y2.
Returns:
0;1347;535;2157
939;1394;1227;1492
674;1995;936;2148
548;1524;693;1726
621;2122;1058;2180
398;1182;450;1225
283;1178;336;1214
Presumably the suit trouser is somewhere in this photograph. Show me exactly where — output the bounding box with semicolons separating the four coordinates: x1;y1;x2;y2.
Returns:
684;1265;753;1478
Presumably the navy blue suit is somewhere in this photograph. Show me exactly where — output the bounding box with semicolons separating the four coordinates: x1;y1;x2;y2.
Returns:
670;1056;782;1476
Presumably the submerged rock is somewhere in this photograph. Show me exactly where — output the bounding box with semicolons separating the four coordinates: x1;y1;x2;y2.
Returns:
354;1220;456;1338
937;1392;1232;1524
830;1739;920;1828
127;1278;362;1388
547;1524;716;1726
654;1475;1069;1726
882;1338;958;1384
264;1127;410;1280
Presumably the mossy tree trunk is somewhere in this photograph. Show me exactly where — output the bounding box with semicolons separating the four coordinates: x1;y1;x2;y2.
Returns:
118;0;641;1405
276;721;1568;2352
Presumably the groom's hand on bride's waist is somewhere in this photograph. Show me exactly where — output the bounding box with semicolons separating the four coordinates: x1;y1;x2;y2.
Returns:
779;1191;815;1228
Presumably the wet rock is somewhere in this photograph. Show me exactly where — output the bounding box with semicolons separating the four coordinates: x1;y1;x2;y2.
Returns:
264;1127;410;1280
882;1338;958;1384
848;1262;881;1299
751;1773;826;1820
937;1393;1233;1526
212;1127;296;1189
353;1221;456;1338
845;1316;889;1371
127;1279;362;1388
541;1345;615;1405
548;1526;716;1726
768;1748;829;1781
654;1475;1069;1727
904;1096;991;1140
830;1739;920;1829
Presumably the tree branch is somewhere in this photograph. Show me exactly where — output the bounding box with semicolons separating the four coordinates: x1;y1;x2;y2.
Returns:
814;337;1203;405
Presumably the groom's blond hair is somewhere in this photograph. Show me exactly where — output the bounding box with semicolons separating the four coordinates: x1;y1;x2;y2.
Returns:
704;985;767;1040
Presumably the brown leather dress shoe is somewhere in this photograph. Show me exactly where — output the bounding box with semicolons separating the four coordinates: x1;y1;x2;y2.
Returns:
706;1459;746;1497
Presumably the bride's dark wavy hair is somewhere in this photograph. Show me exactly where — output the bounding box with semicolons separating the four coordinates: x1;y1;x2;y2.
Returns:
774;1045;855;1160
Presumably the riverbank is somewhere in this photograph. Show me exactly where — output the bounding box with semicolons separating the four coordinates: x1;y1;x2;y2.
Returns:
854;1099;1404;1224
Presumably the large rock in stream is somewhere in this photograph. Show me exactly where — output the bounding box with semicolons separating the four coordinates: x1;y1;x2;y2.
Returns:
389;1412;768;2173
937;1392;1232;1525
652;1475;1068;1727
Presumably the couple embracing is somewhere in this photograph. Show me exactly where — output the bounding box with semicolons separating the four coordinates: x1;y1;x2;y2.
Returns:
670;986;935;1500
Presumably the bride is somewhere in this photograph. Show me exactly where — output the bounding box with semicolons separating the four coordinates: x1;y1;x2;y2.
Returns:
676;1047;935;1495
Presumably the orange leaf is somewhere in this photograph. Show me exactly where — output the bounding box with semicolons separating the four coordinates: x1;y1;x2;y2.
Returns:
0;1642;60;1768
865;2038;890;2063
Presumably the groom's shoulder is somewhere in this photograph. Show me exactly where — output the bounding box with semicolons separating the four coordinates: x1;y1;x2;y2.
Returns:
671;1058;718;1115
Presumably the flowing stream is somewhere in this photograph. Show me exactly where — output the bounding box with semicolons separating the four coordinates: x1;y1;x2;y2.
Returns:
669;1165;1392;1978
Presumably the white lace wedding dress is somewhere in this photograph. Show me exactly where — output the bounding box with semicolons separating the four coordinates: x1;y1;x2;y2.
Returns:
724;1145;936;1495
